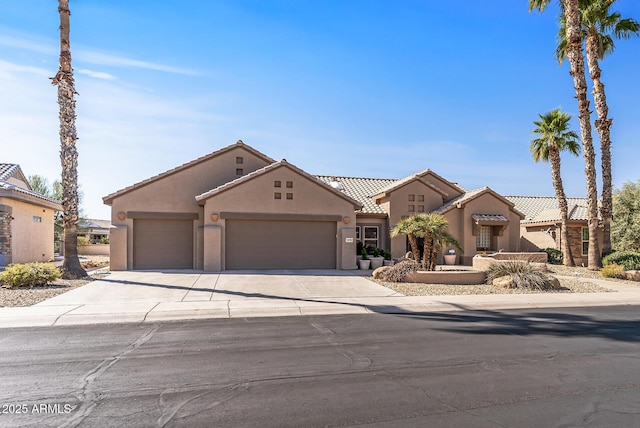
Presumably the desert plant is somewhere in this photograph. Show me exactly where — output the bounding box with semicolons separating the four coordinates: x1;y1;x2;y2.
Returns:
543;248;564;265
485;260;554;291
602;250;640;270
601;263;626;279
77;235;89;247
379;260;419;282
383;251;392;261
0;263;61;288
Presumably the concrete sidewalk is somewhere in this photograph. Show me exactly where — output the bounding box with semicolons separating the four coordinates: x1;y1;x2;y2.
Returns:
1;270;639;328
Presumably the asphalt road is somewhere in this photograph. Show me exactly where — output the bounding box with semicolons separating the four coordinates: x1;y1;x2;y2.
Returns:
1;306;639;427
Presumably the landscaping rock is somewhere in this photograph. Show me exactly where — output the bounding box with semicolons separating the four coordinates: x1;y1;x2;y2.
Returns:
372;266;390;279
493;275;516;289
625;270;640;281
548;276;562;290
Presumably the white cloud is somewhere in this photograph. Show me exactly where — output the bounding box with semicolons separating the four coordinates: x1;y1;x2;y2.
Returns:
77;69;117;80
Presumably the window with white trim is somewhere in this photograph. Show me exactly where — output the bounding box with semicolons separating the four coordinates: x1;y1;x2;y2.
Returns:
476;226;491;250
363;226;379;248
355;226;361;243
582;227;589;256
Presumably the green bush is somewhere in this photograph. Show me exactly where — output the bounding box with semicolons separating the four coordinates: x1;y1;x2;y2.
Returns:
601;263;626;279
486;260;554;291
0;263;61;288
543;248;563;265
379;260;419;282
602;250;640;270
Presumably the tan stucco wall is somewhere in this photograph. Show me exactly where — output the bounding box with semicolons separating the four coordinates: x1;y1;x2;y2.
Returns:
0;197;55;264
385;181;446;259
420;173;464;202
107;146;270;270
202;166;357;270
78;244;110;256
447;193;522;265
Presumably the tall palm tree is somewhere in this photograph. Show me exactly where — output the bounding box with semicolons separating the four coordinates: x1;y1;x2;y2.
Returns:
398;214;461;271
391;217;421;263
555;0;640;256
529;0;601;270
530;109;581;267
51;0;86;279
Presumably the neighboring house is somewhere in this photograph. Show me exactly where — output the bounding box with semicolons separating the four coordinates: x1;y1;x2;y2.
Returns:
506;196;603;267
0;163;62;267
78;219;111;244
103;141;524;271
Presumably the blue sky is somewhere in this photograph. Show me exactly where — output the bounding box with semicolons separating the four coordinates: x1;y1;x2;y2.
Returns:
1;1;639;219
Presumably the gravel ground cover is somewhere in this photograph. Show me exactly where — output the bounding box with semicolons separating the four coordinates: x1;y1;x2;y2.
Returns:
0;256;109;308
374;265;628;297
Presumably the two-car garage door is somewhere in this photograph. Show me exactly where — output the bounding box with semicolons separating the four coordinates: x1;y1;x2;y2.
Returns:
225;219;336;269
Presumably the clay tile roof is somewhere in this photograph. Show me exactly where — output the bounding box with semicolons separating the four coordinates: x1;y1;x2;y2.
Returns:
0;163;19;181
315;176;396;214
434;187;487;214
505;196;593;223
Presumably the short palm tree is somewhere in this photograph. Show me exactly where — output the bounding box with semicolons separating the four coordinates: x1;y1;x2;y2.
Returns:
530;0;601;270
555;0;640;256
531;108;581;267
52;0;86;279
391;217;421;263
393;214;461;271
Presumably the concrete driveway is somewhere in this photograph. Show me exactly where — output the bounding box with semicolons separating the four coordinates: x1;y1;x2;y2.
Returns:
24;270;401;326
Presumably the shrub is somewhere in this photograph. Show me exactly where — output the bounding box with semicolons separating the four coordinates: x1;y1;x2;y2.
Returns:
485;260;554;291
543;248;563;265
77;235;89;247
0;262;61;288
379;260;419;282
601;263;627;279
602;251;640;270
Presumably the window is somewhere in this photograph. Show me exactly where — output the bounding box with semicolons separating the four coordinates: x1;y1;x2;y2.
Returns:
286;181;293;188
274;180;281;188
582;227;589;255
236;156;243;164
235;168;243;175
476;226;491;250
364;226;379;248
274;192;282;199
286;193;293;200
408;194;415;202
356;226;361;243
33;216;42;223
418;205;425;212
408;205;415;212
417;195;425;202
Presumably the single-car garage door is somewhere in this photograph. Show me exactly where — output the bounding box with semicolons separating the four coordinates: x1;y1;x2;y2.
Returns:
225;220;336;269
133;219;193;269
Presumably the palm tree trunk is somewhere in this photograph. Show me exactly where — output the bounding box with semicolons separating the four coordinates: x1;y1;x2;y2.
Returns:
429;243;439;271
52;0;86;279
585;27;613;256
563;0;601;270
549;148;575;266
407;234;420;265
422;233;433;271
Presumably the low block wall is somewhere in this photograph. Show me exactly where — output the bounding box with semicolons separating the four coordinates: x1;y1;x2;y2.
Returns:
473;252;548;271
78;244;110;256
403;270;487;285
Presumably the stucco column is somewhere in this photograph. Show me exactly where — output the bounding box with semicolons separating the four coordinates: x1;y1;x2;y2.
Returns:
203;225;222;271
339;227;357;270
109;225;128;270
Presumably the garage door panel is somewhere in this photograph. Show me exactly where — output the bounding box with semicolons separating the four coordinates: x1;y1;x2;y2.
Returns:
133;219;193;269
226;220;336;269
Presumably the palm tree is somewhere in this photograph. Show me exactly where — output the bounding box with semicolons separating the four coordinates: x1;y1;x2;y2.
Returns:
529;0;601;270
51;0;86;279
555;0;640;256
530;109;581;267
396;214;461;271
391;217;421;263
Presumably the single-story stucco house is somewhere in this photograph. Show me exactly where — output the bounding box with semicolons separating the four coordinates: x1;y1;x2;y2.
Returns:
506;196;603;267
0;163;61;267
103;141;526;271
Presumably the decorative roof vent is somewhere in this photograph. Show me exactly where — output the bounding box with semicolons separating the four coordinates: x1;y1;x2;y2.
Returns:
329;177;344;191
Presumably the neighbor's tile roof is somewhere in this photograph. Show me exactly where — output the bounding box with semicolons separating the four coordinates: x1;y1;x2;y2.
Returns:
0;163;19;181
505;196;591;223
315;176;397;215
